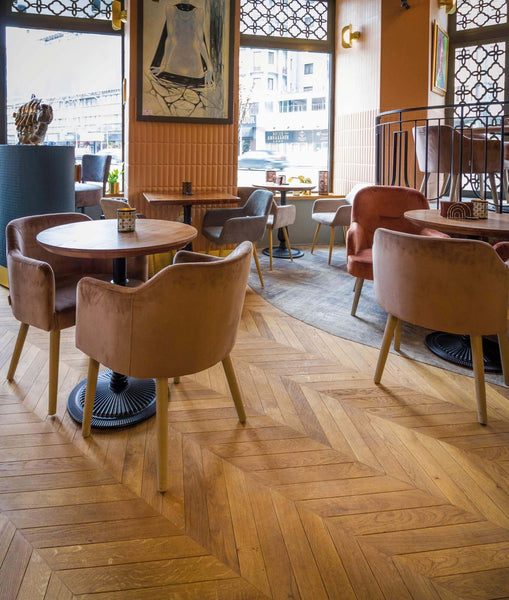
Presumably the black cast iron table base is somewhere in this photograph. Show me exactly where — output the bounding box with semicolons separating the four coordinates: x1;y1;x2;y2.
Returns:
68;370;156;428
425;332;502;373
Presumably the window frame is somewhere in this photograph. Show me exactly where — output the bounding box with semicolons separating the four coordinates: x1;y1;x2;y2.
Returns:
0;2;123;145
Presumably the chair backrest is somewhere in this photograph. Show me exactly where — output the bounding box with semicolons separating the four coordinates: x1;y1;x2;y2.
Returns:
345;182;372;205
237;186;256;204
243;189;273;217
413;124;470;174
373;228;508;335
78;242;253;379
350;185;430;247
101;198;130;219
81;154;111;192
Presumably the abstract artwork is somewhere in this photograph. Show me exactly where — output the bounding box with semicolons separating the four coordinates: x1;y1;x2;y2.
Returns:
137;0;234;123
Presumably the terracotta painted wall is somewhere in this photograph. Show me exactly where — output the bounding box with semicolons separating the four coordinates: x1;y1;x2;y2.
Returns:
125;0;240;249
334;0;448;193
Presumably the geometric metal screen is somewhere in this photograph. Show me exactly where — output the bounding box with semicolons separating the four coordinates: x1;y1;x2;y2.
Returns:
456;0;507;30
454;42;506;124
240;0;328;40
11;0;112;19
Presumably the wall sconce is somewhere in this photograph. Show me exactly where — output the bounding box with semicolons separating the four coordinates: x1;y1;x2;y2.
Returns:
112;0;127;30
341;25;361;49
438;0;456;14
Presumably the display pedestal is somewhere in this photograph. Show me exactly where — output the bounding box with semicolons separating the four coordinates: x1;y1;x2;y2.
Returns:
0;145;75;281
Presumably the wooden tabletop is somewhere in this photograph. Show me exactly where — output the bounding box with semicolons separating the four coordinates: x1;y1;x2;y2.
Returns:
37;219;197;259
143;191;240;206
404;209;509;238
253;182;316;193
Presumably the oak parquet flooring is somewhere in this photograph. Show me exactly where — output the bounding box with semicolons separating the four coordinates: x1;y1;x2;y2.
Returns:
0;284;507;598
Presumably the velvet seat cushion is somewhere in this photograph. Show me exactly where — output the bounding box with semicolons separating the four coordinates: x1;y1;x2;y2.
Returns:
75;183;102;209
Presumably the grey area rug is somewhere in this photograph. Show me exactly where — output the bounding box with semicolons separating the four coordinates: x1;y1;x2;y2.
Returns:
248;244;505;387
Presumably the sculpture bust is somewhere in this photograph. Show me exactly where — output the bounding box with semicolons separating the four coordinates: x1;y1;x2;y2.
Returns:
13;94;53;145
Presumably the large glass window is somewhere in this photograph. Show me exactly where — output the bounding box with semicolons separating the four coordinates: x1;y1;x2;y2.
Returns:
238;0;333;187
6;27;122;165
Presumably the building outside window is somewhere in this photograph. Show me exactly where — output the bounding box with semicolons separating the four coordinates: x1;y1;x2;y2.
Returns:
238;0;334;186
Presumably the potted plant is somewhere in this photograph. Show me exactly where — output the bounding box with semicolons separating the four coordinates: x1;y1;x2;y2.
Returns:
108;168;122;195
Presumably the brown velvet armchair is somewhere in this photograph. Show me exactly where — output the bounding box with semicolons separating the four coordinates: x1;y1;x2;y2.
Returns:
346;185;448;316
76;242;253;492
201;189;273;286
6;213;147;416
373;228;509;425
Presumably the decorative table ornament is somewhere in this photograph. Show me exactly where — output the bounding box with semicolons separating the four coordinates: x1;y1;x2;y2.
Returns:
266;170;277;183
182;181;193;195
472;199;488;219
117;207;136;232
440;201;473;219
318;170;329;194
276;174;287;185
13;94;53;145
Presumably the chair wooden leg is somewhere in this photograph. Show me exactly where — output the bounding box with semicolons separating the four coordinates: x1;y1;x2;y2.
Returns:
393;319;402;352
222;355;246;423
48;330;60;416
419;172;429;194
173;376;180;384
311;223;321;254
504;170;509;208
343;226;349;244
253;243;264;287
269;228;273;270
218;246;225;257
470;334;487;425
7;322;29;381
282;227;293;261
374;315;399;384
82;358;99;437
498;331;509;386
156;377;169;492
450;174;460;201
351;278;364;316
328;227;335;265
489;173;499;211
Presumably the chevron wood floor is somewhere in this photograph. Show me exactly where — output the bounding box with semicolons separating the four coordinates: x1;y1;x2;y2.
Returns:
0;277;508;599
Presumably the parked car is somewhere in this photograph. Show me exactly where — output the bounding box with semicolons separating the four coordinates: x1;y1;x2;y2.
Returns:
238;150;288;170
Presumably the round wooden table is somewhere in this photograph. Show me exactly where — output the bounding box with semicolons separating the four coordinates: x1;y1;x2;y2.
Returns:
404;209;509;238
405;208;509;373
253;182;315;259
37;219;197;429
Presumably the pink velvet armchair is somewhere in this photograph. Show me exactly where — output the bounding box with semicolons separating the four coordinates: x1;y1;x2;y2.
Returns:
6;213;147;416
76;242;253;492
346;185;448;316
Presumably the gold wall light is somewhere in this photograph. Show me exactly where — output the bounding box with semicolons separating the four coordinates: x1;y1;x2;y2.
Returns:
438;0;456;14
341;24;361;49
112;0;127;31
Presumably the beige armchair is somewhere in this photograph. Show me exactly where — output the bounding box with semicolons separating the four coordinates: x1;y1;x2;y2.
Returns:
373;228;509;425
6;213;147;415
76;242;253;492
202;189;273;286
266;201;296;269
311;183;370;265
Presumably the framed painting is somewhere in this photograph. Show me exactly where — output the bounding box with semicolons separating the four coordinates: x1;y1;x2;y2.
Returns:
137;0;234;123
431;21;449;96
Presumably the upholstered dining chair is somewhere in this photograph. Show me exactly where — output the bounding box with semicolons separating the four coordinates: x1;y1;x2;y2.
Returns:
76;242;253;492
373;228;509;425
266;201;296;270
494;241;509;264
75;154;111;212
346;185;448;317
6;213;147;416
311;183;370;265
201;189;273;286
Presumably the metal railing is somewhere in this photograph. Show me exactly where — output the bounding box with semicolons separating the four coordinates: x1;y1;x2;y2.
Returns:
376;100;509;213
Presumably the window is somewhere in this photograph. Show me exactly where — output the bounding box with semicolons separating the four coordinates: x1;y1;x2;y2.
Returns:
312;97;326;110
238;0;334;186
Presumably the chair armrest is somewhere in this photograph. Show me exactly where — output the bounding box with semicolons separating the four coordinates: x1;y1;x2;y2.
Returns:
174;250;223;264
7;251;55;331
220;215;268;244
202;207;245;228
76;277;137;374
346;222;369;257
312;198;348;213
331;204;352;227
